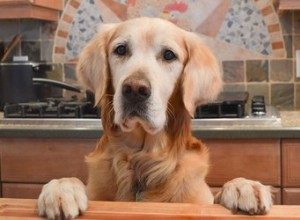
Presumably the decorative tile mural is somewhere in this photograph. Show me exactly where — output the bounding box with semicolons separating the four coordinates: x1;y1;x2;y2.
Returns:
66;0;103;60
47;0;300;110
53;0;285;62
2;1;300;109
217;0;271;56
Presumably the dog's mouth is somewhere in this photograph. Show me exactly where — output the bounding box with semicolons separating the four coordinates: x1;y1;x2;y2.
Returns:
121;118;159;134
119;106;160;134
123;102;149;119
114;93;165;135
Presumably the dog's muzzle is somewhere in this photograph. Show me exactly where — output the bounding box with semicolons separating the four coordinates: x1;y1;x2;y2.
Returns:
121;77;151;118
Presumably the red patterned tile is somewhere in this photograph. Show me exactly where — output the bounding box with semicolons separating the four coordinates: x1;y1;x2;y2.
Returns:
63;14;73;24
70;0;80;9
55;46;65;54
268;24;280;32
261;6;273;16
57;30;68;38
272;41;284;49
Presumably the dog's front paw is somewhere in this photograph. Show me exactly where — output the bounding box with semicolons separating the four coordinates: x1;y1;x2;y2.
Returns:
37;177;88;219
214;177;272;215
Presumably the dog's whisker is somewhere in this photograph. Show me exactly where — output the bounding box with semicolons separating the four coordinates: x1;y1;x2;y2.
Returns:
167;102;175;121
100;99;114;117
104;94;114;98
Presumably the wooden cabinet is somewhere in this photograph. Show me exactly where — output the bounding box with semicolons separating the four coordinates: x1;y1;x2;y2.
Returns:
2;183;43;199
279;0;300;10
0;136;298;204
282;139;300;205
204;139;281;186
283;188;300;205
0;138;96;198
270;188;282;205
0;0;63;21
282;139;300;187
205;139;282;205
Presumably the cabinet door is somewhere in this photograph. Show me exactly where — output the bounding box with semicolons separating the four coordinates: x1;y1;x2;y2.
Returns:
282;139;300;187
0;138;96;184
283;188;300;205
204;139;280;187
2;183;43;199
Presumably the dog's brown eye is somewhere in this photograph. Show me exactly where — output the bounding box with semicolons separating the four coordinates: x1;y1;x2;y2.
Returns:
163;49;177;61
114;45;127;56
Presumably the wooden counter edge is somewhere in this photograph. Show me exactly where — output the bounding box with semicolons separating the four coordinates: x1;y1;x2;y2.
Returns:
0;198;300;219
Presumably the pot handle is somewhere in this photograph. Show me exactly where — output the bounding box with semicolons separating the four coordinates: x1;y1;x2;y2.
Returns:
32;64;53;73
32;78;81;93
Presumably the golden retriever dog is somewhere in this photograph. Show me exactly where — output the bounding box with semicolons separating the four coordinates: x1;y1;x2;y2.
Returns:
37;17;272;219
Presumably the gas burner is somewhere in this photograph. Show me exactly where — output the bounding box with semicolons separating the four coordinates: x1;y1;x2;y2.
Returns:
3;98;100;118
196;92;249;118
19;102;49;108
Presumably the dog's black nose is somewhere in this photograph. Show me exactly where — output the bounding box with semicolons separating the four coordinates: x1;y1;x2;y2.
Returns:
122;77;151;102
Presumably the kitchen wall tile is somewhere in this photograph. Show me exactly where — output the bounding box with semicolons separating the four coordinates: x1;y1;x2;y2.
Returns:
41;21;58;40
0;3;299;109
246;60;269;82
0;19;57;63
293;10;300;34
293;35;300;57
283;35;293;58
247;83;270;105
294;60;300;82
63;63;83;98
41;40;53;62
270;59;293;82
271;83;294;108
21;41;41;62
39;64;61;97
46;64;63;81
1;43;21;62
41;63;64;98
20;19;41;40
279;10;293;34
64;63;77;82
296;83;300;109
0;19;20;41
223;84;246;93
222;60;245;83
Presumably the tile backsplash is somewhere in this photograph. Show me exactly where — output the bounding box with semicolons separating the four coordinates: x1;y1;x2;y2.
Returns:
0;19;56;62
0;18;76;87
0;1;300;110
222;10;300;110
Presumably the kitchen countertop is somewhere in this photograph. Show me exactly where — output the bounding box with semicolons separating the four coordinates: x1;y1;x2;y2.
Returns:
0;111;300;139
1;198;300;219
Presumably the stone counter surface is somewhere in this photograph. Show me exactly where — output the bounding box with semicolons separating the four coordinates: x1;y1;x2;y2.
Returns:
0;111;300;139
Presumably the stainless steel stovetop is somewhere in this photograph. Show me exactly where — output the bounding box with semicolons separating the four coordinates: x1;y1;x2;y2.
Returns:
0;106;281;129
192;106;281;127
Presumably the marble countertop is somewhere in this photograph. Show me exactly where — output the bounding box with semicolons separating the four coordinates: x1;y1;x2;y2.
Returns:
0;111;300;139
280;111;300;127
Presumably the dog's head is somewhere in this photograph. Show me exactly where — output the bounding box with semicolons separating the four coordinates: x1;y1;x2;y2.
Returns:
77;17;222;134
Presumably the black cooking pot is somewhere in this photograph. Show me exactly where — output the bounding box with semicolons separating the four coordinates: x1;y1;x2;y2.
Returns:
0;63;81;104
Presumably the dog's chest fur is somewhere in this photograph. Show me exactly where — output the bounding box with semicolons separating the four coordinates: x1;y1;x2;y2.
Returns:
110;135;176;201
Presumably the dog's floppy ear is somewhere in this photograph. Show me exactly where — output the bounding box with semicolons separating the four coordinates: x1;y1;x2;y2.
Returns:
182;32;223;117
76;24;117;106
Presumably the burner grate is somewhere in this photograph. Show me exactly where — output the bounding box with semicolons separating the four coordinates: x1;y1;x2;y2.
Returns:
4;99;100;118
195;92;248;118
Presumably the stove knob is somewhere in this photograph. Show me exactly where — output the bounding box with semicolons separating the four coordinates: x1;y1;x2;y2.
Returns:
251;96;266;116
